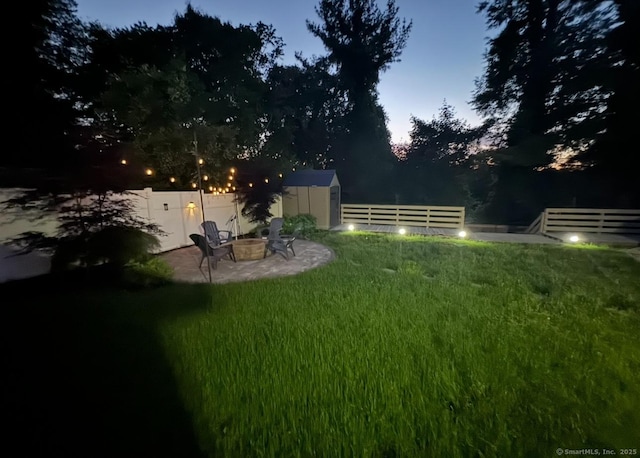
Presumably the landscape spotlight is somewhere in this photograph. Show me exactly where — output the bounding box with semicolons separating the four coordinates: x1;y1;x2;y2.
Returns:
458;230;467;238
569;234;580;243
348;224;355;231
398;228;406;235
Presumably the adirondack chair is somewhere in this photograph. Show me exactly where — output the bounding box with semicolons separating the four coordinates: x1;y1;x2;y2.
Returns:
280;229;300;257
201;220;232;246
189;234;235;269
265;217;290;259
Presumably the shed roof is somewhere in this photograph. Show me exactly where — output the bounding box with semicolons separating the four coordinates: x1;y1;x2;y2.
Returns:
283;169;337;187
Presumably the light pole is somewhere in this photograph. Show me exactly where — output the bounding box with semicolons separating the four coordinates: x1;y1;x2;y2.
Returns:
193;130;212;284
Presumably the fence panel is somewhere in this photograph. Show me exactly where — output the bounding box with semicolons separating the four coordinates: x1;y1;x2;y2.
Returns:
341;204;465;229
542;208;640;234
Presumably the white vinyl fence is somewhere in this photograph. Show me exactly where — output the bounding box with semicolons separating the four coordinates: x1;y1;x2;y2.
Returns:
0;187;282;282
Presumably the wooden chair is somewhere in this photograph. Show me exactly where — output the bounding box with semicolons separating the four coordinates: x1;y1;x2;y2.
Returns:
189;234;235;269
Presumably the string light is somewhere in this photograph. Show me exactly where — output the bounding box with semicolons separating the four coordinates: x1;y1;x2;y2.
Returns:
191;183;197;189
121;159;127;165
198;158;204;165
264;178;269;183
278;173;283;178
145;168;153;176
170;177;176;183
232;186;236;191
209;186;213;191
228;175;233;180
249;183;253;188
230;167;235;174
227;182;231;187
203;175;209;181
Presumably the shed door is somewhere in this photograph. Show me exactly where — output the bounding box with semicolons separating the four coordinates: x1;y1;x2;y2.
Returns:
329;186;340;227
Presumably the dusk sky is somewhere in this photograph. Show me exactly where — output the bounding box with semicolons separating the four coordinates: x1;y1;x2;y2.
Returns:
75;0;490;144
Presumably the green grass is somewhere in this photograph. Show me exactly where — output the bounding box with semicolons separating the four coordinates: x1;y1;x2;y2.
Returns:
3;232;640;457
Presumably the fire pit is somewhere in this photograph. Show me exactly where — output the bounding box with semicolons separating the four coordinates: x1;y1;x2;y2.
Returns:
232;238;266;261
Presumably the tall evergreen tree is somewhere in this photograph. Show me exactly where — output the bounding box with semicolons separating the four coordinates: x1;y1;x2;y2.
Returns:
7;0;87;172
473;0;615;168
307;0;412;201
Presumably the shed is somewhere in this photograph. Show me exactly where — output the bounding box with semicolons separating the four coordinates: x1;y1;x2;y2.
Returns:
282;170;341;229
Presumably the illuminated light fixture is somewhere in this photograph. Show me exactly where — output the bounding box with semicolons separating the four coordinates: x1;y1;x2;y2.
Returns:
249;183;253;187
225;187;230;192
398;228;406;235
191;183;197;189
278;173;283;178
228;175;233;180
348;224;355;231
187;202;196;209
264;178;269;183
169;177;176;183
227;182;231;187
569;234;580;243
203;175;209;181
120;159;127;165
230;167;236;174
198;158;204;165
209;186;213;191
222;189;226;193
145;168;153;176
292;167;296;171
458;230;467;238
232;186;236;191
218;187;223;192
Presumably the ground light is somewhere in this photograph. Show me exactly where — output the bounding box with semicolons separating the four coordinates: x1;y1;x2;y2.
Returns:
398;228;406;235
348;224;355;231
569;234;580;243
458;230;467;238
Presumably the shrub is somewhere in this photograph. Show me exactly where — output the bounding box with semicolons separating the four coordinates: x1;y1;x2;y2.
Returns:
51;226;161;272
283;214;318;238
122;257;174;288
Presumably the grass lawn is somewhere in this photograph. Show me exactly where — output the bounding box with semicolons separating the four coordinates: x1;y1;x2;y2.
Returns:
3;232;640;457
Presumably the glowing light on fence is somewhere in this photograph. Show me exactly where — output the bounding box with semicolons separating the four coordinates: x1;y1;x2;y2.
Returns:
187;202;196;209
569;234;580;243
458;230;467;238
348;224;355;231
398;228;406;235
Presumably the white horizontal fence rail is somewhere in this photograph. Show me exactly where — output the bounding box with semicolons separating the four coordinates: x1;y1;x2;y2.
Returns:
341;204;465;229
542;208;640;234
